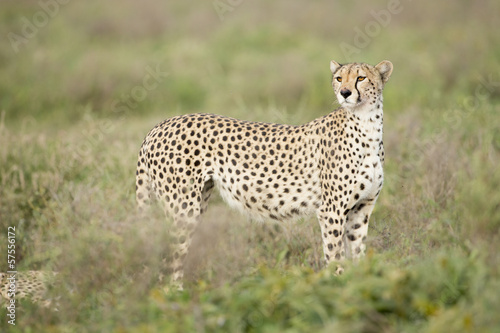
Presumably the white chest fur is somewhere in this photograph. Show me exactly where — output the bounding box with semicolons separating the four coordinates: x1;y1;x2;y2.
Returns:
348;108;384;204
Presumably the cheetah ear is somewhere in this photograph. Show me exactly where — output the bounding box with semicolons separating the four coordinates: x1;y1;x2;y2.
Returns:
375;60;393;84
330;60;341;74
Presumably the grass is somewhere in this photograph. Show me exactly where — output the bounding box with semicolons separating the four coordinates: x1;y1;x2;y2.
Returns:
1;0;500;332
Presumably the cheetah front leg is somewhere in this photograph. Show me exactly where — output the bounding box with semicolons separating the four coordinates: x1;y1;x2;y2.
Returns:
344;199;377;261
316;208;347;275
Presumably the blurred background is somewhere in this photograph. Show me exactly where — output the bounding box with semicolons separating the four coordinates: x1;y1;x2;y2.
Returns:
1;0;499;331
1;0;498;125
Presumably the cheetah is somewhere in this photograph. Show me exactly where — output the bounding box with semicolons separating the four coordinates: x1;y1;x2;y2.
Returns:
0;271;58;308
136;60;393;289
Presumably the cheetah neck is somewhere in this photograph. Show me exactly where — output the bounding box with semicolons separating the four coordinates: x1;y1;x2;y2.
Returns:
346;98;384;141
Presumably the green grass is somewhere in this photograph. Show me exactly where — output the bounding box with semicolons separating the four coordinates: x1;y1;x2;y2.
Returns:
1;0;500;332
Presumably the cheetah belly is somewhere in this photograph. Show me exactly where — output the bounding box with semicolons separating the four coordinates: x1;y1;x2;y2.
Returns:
212;170;322;222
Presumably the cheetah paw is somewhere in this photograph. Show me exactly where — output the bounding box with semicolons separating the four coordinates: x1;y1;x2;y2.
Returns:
334;265;344;276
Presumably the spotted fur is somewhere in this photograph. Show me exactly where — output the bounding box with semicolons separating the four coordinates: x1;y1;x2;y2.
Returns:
136;60;393;289
0;271;58;308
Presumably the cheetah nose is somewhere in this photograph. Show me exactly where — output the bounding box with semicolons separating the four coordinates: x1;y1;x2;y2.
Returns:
340;89;352;99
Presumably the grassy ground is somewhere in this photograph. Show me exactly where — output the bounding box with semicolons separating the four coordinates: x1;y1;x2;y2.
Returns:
1;0;499;332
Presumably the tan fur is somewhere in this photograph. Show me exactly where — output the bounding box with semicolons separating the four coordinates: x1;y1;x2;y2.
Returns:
136;60;393;289
0;271;58;308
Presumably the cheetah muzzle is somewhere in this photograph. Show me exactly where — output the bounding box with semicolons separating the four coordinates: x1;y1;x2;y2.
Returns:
136;60;393;289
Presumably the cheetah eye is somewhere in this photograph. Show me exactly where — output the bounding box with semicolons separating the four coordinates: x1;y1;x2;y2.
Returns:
335;77;342;82
357;76;366;82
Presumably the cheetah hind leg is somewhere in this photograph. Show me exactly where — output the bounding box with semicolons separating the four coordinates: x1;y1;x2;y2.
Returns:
166;179;215;292
167;216;198;291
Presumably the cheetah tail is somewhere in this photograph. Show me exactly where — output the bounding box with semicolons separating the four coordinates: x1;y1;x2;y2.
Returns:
135;145;153;213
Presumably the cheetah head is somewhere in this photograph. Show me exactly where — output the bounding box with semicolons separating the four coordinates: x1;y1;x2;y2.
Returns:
330;60;393;111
